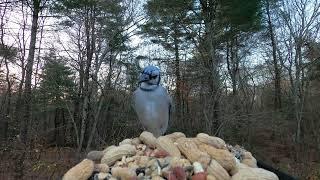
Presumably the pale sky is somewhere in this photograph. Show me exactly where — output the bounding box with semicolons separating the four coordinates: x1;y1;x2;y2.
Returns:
3;0;318;91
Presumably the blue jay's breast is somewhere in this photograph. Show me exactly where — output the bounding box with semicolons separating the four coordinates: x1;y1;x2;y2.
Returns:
133;86;170;136
134;89;169;119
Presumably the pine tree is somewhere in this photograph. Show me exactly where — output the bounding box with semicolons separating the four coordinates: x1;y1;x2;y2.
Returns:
142;0;195;120
38;49;75;146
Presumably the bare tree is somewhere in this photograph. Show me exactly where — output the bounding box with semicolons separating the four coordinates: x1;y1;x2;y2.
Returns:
14;2;28;126
21;0;43;144
199;0;222;131
265;0;282;110
33;12;46;88
278;0;320;143
0;0;13;140
226;35;241;110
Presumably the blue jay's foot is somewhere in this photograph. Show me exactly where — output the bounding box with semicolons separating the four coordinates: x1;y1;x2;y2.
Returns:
162;132;168;136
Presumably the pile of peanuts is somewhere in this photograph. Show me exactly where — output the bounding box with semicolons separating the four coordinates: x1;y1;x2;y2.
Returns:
62;131;279;180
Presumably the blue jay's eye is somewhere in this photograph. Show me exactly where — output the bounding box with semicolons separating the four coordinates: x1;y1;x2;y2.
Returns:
149;75;157;79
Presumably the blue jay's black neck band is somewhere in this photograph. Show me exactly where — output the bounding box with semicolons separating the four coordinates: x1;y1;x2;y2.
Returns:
158;75;161;85
138;79;148;83
138;74;161;85
139;85;159;91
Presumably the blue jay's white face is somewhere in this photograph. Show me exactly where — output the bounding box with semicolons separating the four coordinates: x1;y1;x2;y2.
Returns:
139;66;160;85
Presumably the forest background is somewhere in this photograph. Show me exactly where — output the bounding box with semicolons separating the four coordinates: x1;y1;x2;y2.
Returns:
0;0;319;179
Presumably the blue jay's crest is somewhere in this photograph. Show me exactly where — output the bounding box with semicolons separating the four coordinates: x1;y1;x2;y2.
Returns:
142;65;160;76
139;65;161;85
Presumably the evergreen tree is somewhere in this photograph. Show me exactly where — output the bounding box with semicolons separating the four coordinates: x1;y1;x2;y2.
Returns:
39;50;75;104
38;49;75;146
142;0;195;120
219;0;262;109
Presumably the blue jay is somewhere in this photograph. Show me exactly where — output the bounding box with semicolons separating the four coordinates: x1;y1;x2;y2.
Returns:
132;65;173;137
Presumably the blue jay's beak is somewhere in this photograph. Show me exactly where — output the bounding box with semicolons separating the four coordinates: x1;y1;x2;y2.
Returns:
139;73;150;83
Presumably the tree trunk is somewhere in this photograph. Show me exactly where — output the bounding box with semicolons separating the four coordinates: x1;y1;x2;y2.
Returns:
15;2;27;127
200;0;221;131
20;0;40;144
85;7;96;145
294;40;303;143
107;49;114;89
0;0;9;140
54;107;65;146
226;38;239;98
34;16;45;88
16;67;25;110
86;95;105;151
266;0;282;110
3;58;11;140
173;26;181;120
78;6;94;152
232;37;240;111
74;50;84;147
